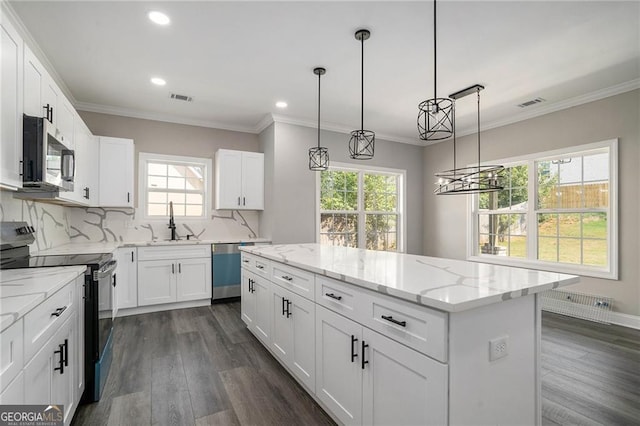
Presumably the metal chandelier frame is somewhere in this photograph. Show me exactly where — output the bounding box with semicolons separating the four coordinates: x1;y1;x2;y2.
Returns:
349;29;375;160
309;67;329;171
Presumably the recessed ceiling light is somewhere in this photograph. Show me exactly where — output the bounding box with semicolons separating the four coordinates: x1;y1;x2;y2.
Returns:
148;11;170;26
151;77;166;86
276;101;288;108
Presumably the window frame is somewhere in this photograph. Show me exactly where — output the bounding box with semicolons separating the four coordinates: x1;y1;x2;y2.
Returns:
138;152;213;221
467;139;618;280
315;162;407;253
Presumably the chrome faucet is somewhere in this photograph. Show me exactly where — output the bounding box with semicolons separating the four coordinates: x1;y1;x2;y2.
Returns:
168;201;177;241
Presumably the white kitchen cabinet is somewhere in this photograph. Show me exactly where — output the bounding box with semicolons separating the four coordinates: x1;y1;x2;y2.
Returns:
0;15;23;189
137;245;211;307
23;45;46;119
84;134;100;205
116;247;138;310
215;149;264;210
0;372;24;403
271;284;315;391
98;136;134;207
241;271;256;328
240;270;271;345
56;96;75;149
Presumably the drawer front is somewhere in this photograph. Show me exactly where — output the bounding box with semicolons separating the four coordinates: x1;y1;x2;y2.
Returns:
24;281;75;362
137;244;211;261
271;263;314;300
363;293;448;362
241;252;270;278
315;276;366;322
0;318;24;393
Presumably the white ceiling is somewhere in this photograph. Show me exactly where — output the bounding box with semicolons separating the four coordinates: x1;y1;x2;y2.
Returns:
9;1;640;144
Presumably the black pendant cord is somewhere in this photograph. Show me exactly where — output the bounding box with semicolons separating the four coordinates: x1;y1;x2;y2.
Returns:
477;87;481;174
317;71;321;148
360;34;364;131
433;0;437;100
452;104;457;174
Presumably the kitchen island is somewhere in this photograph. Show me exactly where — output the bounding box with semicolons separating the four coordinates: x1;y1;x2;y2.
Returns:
239;243;579;426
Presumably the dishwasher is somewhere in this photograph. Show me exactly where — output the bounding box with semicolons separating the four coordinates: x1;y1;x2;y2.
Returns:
211;242;254;301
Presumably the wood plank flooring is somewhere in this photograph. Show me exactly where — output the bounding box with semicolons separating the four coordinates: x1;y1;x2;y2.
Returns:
72;303;640;426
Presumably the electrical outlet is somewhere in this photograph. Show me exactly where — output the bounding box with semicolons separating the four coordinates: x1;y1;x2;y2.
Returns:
489;335;509;362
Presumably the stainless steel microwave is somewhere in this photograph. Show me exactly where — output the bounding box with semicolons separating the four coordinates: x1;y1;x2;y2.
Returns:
22;114;75;192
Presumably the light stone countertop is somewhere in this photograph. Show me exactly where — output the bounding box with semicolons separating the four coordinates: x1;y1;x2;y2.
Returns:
33;238;271;255
0;266;87;331
239;243;580;313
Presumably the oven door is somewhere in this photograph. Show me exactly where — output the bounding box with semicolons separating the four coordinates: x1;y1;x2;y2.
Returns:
96;260;117;356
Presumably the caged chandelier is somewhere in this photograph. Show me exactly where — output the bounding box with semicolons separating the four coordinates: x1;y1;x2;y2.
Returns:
349;29;375;160
309;67;329;171
417;0;454;141
434;85;504;195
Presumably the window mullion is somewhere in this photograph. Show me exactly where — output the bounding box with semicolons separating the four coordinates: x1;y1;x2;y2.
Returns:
528;160;537;261
358;171;365;249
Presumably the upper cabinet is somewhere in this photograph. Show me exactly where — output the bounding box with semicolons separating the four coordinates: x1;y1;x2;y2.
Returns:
215;149;264;210
0;15;23;189
98;136;134;207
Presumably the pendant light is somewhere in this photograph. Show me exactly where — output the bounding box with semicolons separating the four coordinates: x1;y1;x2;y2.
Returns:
434;85;504;195
309;67;329;171
349;29;375;160
417;0;454;141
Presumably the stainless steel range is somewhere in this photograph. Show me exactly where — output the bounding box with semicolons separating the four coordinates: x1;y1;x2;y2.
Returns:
0;221;116;402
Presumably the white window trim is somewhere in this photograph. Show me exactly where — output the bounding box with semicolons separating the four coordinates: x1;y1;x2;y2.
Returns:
466;139;618;280
138;152;213;221
315;161;407;253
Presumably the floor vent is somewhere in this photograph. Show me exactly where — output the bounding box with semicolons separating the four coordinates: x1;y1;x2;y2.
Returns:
170;93;193;102
517;97;545;108
541;289;612;324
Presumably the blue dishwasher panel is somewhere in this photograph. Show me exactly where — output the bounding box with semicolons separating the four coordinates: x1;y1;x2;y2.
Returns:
212;242;253;301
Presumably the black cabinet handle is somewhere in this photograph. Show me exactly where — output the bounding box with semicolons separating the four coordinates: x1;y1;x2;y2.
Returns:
172;263;175;274
351;335;358;362
286;300;292;318
381;315;406;327
63;338;69;367
242;259;249;263
178;263;181;274
113;273;117;287
256;265;264;270
248;278;255;293
243;197;246;206
51;306;67;317
281;275;293;281
281;297;286;316
361;340;369;369
131;251;134;262
43;104;53;123
83;187;90;199
325;293;342;301
237;196;241;206
54;343;65;374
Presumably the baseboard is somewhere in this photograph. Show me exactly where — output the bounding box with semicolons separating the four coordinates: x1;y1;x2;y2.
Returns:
116;299;210;317
610;312;640;330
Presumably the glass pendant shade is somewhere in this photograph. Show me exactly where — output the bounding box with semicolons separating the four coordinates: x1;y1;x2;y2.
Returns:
418;97;454;141
349;129;375;160
309;146;329;171
349;29;375;160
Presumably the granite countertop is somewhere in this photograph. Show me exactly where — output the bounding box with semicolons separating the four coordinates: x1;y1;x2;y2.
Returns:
34;238;271;255
0;266;87;331
239;243;580;313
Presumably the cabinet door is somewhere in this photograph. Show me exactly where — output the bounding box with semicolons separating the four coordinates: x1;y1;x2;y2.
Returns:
0;372;24;404
240;152;264;210
215;149;242;209
290;292;315;392
362;328;448;426
84;134;100;205
23;46;45;118
42;76;59;129
116;248;138;309
1;16;23;189
316;306;363;425
57;95;75;148
23;335;53;405
98;137;134;207
137;260;176;306
252;275;271;345
176;257;211;302
271;284;293;364
52;316;75;424
241;271;255;327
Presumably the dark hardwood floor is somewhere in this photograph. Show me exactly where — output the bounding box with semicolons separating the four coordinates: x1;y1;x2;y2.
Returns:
72;303;640;426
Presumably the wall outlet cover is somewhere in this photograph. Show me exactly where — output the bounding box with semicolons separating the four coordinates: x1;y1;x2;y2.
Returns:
489;335;509;362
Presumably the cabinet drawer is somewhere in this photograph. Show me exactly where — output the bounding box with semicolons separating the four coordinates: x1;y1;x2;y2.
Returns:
24;282;75;362
241;252;270;278
271;263;314;301
137;244;211;261
0;318;24;393
315;276;366;321
363;292;448;363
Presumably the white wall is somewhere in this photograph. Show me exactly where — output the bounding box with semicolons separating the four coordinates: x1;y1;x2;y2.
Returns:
423;89;640;316
260;121;424;254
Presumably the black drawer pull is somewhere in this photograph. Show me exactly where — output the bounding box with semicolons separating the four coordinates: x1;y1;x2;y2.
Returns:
361;340;369;369
325;293;342;301
286;300;292;318
242;259;250;263
256;265;264;270
381;315;406;327
51;306;67;317
63;338;69;367
54;343;65;374
281;275;293;281
281;297;286;316
351;335;358;362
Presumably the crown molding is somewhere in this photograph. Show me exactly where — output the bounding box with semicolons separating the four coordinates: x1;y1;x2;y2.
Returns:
75;102;258;134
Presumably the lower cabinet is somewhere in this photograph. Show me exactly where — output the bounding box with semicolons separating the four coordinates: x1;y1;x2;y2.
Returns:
241;271;271;345
116;247;138;309
0;372;24;403
138;260;175;305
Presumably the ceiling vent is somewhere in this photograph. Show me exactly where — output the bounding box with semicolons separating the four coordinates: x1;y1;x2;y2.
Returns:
170;93;193;102
517;97;545;108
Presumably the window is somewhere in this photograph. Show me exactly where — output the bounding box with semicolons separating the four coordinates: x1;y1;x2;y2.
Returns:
317;163;405;252
139;153;212;219
470;140;617;279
